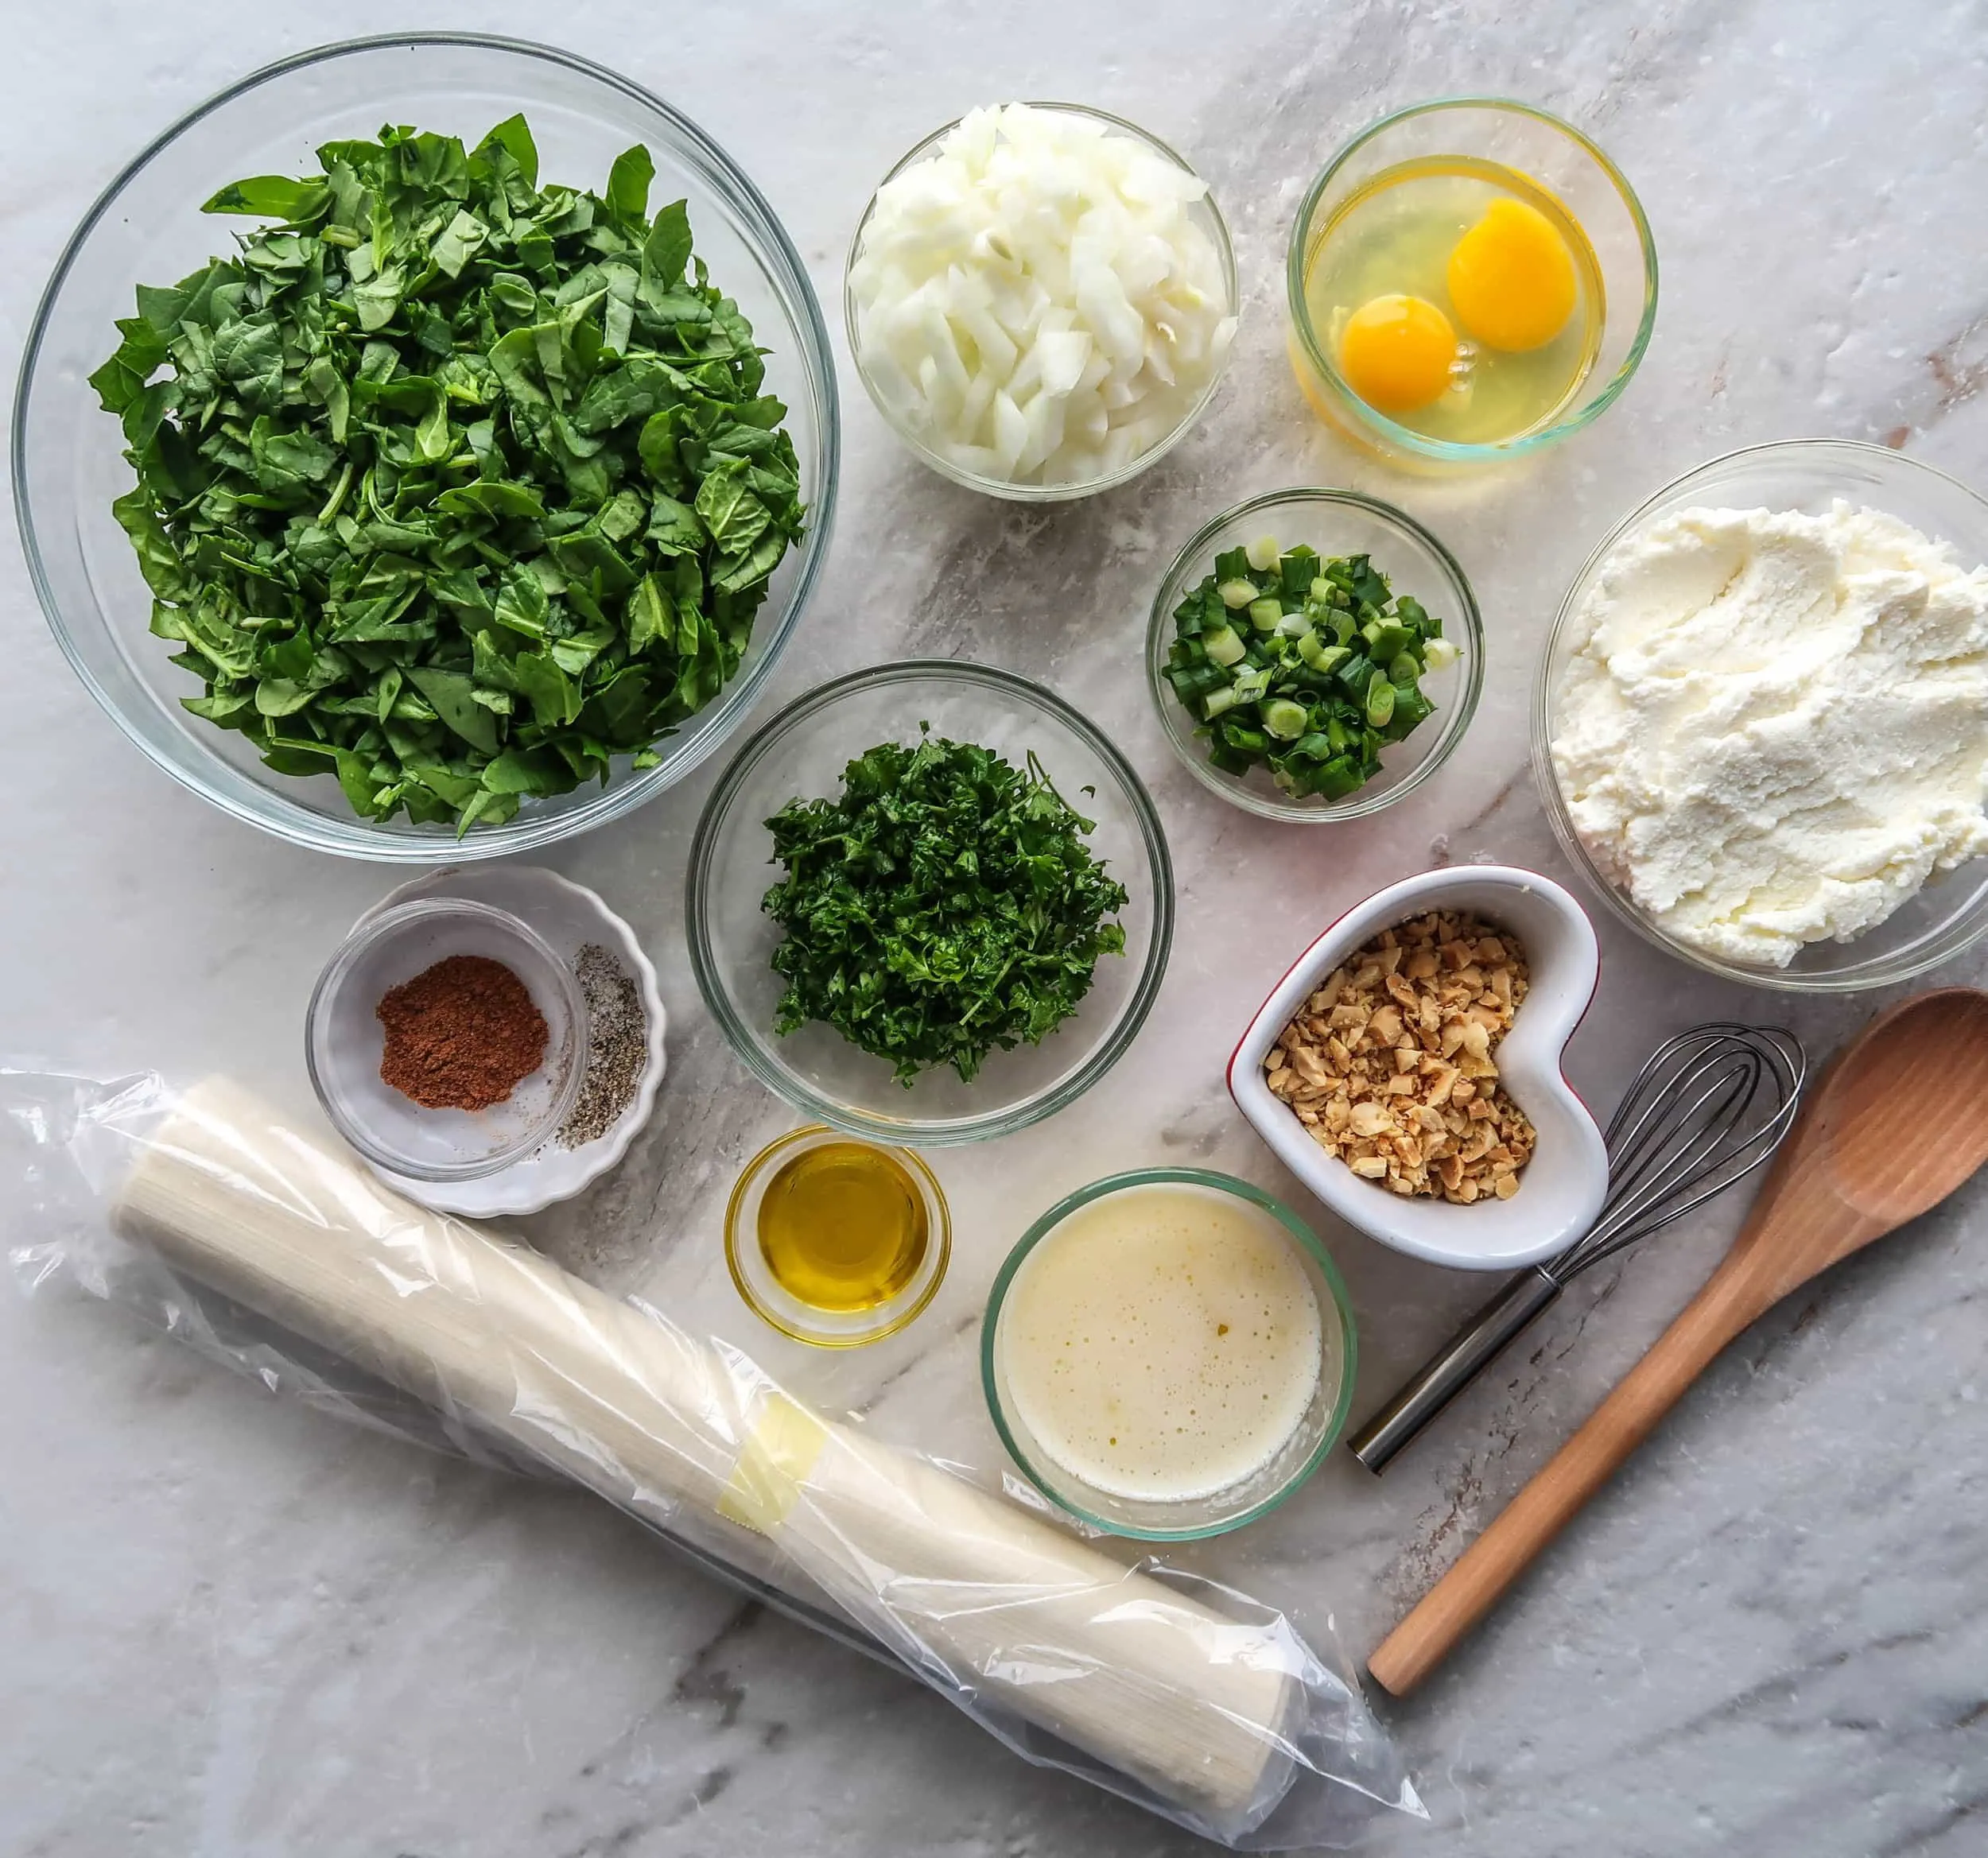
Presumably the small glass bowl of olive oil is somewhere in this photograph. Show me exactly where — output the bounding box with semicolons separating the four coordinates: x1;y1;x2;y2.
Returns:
1287;99;1657;471
726;1126;951;1347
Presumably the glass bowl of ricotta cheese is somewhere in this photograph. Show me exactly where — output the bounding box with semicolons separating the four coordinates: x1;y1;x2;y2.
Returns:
1534;438;1988;991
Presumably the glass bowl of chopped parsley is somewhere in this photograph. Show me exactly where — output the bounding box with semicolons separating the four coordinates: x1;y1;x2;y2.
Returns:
687;661;1175;1145
1147;488;1483;822
15;34;838;859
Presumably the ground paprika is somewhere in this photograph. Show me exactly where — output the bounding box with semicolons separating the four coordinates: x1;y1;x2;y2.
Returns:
376;954;549;1111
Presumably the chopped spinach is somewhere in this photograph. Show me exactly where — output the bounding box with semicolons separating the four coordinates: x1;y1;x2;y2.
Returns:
93;117;806;832
762;733;1129;1084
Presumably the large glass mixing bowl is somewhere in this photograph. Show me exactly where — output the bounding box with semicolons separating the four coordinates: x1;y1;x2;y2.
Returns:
14;33;839;860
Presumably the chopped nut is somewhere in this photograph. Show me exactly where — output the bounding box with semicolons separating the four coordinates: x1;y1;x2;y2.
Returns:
1349;1100;1392;1137
1264;909;1536;1204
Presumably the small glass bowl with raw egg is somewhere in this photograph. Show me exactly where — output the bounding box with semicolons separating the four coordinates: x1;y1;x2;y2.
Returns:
726;1125;952;1347
1287;99;1658;471
981;1169;1357;1540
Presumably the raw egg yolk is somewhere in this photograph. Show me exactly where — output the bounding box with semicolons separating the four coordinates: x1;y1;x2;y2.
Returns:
1446;197;1576;352
1338;294;1458;413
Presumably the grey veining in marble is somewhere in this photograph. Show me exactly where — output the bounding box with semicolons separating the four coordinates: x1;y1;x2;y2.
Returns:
6;2;1988;1855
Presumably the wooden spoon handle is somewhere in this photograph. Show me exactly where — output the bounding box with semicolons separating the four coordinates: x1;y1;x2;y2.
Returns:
1367;1262;1754;1696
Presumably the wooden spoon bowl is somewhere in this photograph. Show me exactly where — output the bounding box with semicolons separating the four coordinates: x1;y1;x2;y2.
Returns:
1814;989;1988;1227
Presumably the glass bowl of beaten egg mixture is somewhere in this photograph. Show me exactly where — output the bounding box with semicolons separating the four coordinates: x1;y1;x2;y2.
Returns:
1534;439;1988;991
981;1169;1357;1541
1287;99;1657;470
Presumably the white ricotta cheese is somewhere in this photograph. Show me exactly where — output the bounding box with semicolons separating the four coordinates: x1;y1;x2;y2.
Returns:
1550;501;1988;968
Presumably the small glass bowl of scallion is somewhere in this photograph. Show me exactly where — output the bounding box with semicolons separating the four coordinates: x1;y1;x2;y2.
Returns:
1146;489;1483;822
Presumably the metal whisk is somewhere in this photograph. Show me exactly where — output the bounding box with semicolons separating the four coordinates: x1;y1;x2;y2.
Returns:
1348;1023;1807;1474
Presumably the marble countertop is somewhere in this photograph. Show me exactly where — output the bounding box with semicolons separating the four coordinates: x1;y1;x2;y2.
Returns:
6;2;1987;1854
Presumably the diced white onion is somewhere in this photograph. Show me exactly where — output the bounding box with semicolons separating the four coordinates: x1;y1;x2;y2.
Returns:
848;103;1237;489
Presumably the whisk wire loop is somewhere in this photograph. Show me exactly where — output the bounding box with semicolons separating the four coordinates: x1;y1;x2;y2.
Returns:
1548;1025;1805;1282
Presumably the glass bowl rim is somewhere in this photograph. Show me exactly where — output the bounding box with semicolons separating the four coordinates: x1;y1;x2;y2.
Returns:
13;29;841;864
1531;436;1988;991
1146;485;1486;821
722;1123;953;1348
685;657;1177;1146
842;99;1239;503
1283;95;1660;466
979;1165;1359;1541
305;892;588;1178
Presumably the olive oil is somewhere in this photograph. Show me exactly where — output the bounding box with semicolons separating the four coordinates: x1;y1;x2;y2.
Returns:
757;1141;930;1313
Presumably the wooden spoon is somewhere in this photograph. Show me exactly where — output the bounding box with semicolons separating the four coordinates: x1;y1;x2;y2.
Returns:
1368;987;1988;1697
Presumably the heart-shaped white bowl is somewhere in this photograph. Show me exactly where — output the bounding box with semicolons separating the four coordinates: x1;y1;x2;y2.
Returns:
1229;866;1608;1270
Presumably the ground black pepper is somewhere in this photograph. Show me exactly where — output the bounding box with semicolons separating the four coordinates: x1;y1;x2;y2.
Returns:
559;944;647;1146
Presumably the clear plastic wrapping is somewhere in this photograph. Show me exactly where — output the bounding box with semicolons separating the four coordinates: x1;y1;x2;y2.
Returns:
2;1067;1423;1848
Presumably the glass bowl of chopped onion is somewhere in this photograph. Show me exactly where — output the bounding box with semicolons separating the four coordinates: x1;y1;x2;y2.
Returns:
1534;438;1988;991
1147;488;1485;822
844;102;1238;501
685;661;1175;1145
15;33;839;861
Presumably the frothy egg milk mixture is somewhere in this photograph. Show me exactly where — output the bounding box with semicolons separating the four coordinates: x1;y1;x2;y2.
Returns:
997;1183;1326;1503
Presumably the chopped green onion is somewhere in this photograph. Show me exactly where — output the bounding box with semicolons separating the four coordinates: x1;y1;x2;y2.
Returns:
1365;671;1396;728
1335;653;1375;695
1261;698;1308;739
1365;620;1413;661
1160;545;1444;802
1390;685;1435;730
1423;636;1462;670
1298;631;1348;673
1313;755;1365;799
1202;623;1247;666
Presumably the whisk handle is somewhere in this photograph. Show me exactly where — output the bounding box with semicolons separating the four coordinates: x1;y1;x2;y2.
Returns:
1347;1269;1564;1475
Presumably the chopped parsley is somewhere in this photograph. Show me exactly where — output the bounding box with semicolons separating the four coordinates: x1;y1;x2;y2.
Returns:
762;732;1129;1084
